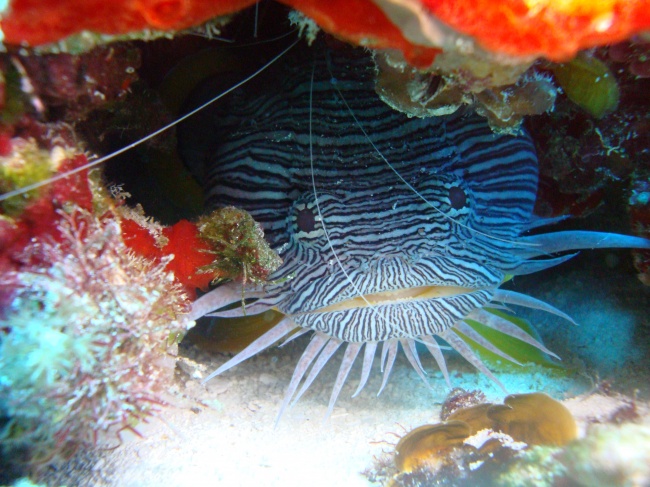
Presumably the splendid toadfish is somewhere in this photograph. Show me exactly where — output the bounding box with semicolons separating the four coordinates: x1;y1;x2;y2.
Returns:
184;38;650;419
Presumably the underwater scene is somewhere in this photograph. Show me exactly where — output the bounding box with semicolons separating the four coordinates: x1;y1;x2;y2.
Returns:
1;1;650;486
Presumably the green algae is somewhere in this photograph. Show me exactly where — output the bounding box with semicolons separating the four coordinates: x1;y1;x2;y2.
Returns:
0;140;55;215
552;53;620;118
458;308;565;371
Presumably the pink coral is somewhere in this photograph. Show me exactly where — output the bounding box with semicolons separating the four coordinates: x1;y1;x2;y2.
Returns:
0;208;193;464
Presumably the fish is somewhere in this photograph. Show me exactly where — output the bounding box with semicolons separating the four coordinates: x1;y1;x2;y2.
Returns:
183;36;650;420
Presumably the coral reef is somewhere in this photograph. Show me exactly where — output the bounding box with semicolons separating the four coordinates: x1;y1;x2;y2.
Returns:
0;44;282;470
0;208;193;465
387;392;577;481
118;209;217;297
0;0;256;48
16;44;141;121
0;139;235;302
496;422;650;486
115;206;283;298
0;44;140;152
13;0;645;61
629;176;650;284
559;423;650;487
0;34;287;296
371;17;639;131
297;1;648;131
0;140;94;280
374;50;557;132
528;44;650;219
197;207;283;287
0;1;648;483
0;122;281;482
3;1;649;133
370;392;649;486
363;0;650;61
4;1;650;65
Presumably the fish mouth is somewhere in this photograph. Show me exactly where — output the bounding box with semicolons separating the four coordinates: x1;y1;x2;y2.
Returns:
310;284;488;314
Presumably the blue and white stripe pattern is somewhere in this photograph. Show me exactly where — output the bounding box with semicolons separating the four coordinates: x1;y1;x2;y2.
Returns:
186;38;650;419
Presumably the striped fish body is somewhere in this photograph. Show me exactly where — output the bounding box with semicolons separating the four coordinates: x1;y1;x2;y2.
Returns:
186;37;650;417
181;39;538;342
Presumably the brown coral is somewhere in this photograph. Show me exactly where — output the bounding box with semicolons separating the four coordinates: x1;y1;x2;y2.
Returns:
374;50;557;132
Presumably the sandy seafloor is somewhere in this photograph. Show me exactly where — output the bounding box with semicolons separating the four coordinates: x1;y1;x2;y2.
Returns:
40;246;650;487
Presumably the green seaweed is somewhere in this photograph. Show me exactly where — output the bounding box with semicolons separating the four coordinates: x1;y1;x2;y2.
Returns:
0;141;54;216
0;63;28;125
457;308;565;371
552;53;620;118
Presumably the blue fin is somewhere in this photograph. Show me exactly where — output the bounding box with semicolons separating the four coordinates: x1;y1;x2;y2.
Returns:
510;252;579;275
521;215;571;231
518;231;650;259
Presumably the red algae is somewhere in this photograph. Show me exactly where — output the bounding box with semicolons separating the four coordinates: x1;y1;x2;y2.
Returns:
0;137;217;299
0;142;93;273
119;213;216;298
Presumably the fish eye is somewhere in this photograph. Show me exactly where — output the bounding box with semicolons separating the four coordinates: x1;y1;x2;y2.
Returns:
290;198;322;240
418;174;471;214
288;192;338;248
296;207;316;233
448;186;468;210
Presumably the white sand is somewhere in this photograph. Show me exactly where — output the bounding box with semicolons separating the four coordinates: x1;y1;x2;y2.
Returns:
39;249;650;486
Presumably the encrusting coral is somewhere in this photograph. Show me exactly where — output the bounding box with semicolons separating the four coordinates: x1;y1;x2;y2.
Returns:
197;207;283;287
0;101;283;468
3;0;650;62
0;208;194;465
374;47;558;132
376;392;577;485
371;391;650;487
3;0;649;132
